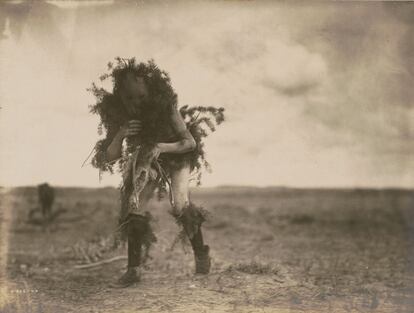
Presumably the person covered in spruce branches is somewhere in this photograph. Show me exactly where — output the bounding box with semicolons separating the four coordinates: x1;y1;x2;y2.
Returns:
88;58;224;287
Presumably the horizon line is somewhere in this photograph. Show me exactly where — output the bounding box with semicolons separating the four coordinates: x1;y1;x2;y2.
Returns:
2;184;413;191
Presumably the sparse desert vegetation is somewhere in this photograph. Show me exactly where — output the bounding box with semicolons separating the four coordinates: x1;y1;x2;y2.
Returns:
1;186;413;312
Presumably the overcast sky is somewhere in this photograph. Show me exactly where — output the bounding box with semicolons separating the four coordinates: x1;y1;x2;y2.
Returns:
0;0;413;188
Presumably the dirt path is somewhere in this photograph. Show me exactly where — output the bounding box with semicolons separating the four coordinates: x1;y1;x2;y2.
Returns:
1;187;413;312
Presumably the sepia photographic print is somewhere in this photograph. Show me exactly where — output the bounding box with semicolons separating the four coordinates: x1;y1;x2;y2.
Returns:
0;0;413;312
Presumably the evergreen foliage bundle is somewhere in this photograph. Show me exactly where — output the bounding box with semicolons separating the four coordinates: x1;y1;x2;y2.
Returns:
88;57;225;187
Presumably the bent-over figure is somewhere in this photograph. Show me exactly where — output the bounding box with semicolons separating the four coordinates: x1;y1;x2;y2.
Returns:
88;59;224;287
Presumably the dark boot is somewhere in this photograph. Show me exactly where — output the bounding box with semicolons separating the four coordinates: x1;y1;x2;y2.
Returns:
189;227;211;274
194;244;211;274
115;266;141;287
114;214;148;287
172;203;211;274
184;204;211;274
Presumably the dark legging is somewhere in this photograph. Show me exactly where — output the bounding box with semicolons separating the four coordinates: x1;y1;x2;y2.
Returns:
127;214;150;267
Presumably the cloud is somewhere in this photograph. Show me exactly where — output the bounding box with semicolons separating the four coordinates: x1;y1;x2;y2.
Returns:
278;3;414;161
185;17;328;98
46;0;114;9
0;1;412;187
263;80;319;97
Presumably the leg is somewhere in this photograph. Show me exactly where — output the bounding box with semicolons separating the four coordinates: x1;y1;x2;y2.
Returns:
127;179;157;265
44;203;52;223
41;204;50;231
170;163;211;274
127;214;150;267
116;180;157;287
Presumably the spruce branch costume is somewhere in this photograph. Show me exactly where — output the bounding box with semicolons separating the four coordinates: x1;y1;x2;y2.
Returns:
87;58;224;284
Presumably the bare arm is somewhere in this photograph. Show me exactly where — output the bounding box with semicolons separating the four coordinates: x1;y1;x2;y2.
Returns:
106;121;142;162
105;108;195;163
157;107;196;154
106;129;124;162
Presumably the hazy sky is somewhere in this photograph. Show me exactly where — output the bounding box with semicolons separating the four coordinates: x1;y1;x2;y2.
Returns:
0;0;413;188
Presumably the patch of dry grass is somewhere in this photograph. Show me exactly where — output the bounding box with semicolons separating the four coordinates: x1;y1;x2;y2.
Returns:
69;236;119;264
226;261;280;275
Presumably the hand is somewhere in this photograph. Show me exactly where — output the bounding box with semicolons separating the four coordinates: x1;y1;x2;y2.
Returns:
142;144;162;163
149;144;162;160
120;120;142;138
